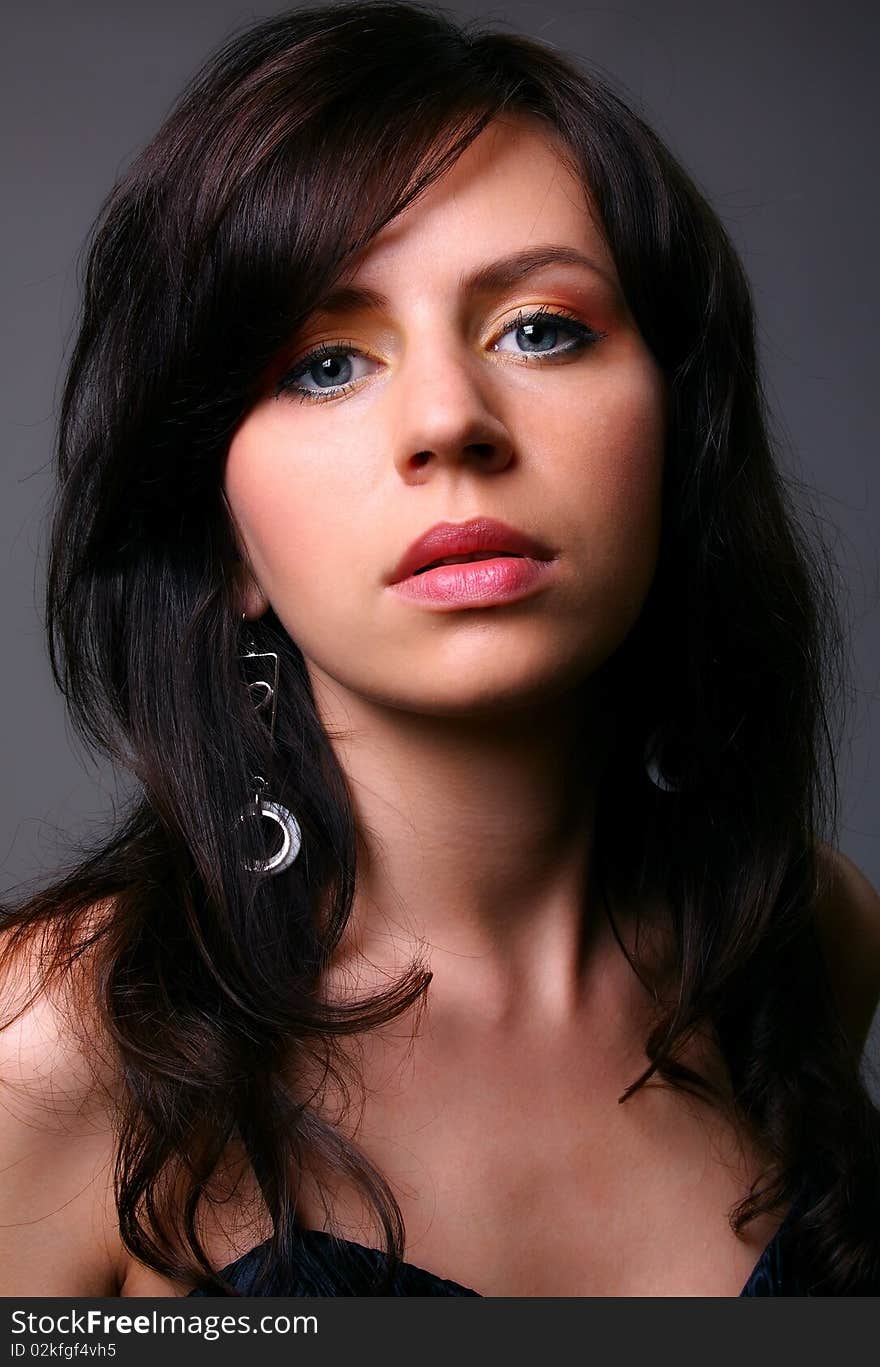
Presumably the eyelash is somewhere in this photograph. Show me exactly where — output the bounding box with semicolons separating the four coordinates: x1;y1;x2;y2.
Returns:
274;306;607;404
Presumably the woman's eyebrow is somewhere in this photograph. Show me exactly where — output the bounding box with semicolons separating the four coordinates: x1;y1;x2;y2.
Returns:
313;245;617;317
463;244;617;296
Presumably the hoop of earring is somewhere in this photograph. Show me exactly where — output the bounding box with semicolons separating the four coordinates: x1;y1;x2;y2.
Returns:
643;724;682;794
237;614;302;874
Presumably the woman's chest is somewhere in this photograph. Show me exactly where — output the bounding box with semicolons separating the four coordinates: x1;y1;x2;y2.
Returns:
292;1023;785;1296
121;1030;784;1297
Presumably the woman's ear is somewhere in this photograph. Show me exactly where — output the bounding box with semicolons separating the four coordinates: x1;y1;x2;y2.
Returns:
239;574;270;621
223;491;269;620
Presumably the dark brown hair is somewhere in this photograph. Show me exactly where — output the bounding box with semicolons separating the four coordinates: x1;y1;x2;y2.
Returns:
2;0;877;1293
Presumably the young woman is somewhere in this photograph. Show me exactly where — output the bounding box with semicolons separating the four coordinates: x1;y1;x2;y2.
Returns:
1;0;878;1297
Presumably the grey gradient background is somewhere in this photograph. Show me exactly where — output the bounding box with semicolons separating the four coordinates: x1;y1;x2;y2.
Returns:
2;1;878;1084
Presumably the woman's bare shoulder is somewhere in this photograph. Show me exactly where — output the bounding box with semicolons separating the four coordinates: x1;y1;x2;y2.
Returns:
813;841;880;1061
0;910;126;1295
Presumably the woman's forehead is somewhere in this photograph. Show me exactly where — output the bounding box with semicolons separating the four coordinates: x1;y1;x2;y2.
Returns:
316;119;619;307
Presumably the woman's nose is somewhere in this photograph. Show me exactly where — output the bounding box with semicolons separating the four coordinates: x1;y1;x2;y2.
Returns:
389;345;515;482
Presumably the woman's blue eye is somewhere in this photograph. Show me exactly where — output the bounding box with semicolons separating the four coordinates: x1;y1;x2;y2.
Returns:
274;308;605;403
275;342;375;402
493;308;605;358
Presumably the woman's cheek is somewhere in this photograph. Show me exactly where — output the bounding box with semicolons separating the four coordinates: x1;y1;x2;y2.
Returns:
225;420;346;596
563;369;666;627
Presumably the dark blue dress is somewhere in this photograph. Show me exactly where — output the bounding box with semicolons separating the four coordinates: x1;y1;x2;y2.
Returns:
187;1186;810;1297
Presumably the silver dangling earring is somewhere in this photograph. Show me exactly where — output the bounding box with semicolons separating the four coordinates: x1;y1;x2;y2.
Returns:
643;724;682;794
237;614;302;874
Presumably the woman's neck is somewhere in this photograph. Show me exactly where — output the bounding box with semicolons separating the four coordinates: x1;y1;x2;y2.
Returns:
308;665;618;1026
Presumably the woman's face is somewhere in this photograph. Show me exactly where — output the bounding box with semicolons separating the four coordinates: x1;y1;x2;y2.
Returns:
225;117;667;717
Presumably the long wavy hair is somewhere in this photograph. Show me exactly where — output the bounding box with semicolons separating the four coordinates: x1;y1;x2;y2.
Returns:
2;0;877;1295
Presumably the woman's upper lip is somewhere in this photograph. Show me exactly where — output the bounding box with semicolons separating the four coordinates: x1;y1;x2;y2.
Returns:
388;517;557;585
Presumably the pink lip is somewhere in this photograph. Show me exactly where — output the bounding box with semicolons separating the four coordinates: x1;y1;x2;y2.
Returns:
388;516;556;586
389;553;558;610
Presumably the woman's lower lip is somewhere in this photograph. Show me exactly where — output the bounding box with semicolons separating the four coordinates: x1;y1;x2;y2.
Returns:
388;555;558;609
